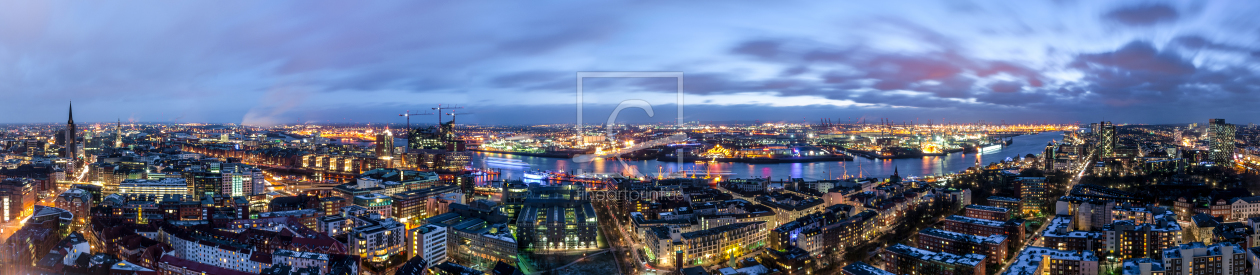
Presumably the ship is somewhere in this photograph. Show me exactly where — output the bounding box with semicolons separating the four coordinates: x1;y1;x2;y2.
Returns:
485;157;529;167
978;144;1002;153
523;170;551;180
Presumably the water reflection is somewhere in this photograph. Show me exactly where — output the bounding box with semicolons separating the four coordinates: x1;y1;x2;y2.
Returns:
472;132;1063;181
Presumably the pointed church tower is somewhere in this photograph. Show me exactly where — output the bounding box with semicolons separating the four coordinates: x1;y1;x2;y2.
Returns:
115;118;123;148
65;102;77;160
888;167;902;183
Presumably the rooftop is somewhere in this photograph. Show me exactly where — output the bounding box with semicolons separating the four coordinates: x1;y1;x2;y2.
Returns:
120;177;188;185
988;196;1020;202
355;193;392;200
945;215;1005;227
964;204;1009;213
1042;215;1102;239
886;244;984;267
273;249;330;261
842;261;896;275
680;222;764;240
1122;258;1165;275
1163;242;1242;259
1004;246;1097;275
919;228;1006;245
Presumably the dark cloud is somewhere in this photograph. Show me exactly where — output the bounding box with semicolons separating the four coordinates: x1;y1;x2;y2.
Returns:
488;71;572;91
1072;41;1195;75
1172;35;1260;59
841;91;963;108
1069;40;1260;109
731;40;785;60
2;1;1260;124
1103;4;1179;26
988;81;1023;93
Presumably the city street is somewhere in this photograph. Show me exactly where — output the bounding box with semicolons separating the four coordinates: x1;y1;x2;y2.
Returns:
594;198;652;275
996;149;1093;275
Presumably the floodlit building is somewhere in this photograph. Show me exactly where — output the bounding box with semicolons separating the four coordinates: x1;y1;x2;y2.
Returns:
353;193;394;219
408;224;448;266
118;178;189;196
348;213;406;264
515;184;599;251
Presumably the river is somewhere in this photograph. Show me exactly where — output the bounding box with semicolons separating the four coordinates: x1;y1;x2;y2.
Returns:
469;131;1066;181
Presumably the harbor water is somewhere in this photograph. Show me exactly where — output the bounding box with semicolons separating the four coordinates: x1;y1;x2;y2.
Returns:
471;131;1065;181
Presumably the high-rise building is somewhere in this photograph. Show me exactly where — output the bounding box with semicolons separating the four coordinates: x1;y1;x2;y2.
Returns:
408;224;448;266
376;129;395;159
1016;177;1047;216
1100;121;1116;157
1208;119;1236;165
407;121;464;152
409;127;445;151
1043;141;1057;171
65;102;77;161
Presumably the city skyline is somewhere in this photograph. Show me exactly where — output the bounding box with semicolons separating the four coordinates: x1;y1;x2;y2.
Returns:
1;1;1259;124
5;1;1260;274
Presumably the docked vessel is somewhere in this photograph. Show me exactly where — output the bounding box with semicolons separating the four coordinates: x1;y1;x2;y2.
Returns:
486;157;529;167
978;144;1002;153
523;170;551;180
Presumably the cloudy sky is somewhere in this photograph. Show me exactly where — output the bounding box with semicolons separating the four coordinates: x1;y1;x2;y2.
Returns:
1;0;1259;125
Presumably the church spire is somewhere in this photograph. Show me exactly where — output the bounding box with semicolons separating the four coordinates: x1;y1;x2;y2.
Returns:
116;118;123;148
66;101;77;160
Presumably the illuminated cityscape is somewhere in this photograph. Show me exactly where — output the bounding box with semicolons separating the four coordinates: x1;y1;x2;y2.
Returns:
2;1;1260;275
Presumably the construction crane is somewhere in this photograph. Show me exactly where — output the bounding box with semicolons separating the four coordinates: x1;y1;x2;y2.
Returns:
431;104;463;125
446;112;473;124
399;110;434;130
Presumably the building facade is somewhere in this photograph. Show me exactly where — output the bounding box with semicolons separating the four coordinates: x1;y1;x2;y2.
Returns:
916;228;1008;265
408;224;448;266
1162;242;1245;275
118;178;190;196
965;205;1012;221
1004;246;1099;275
1207;119;1236;165
882;244;985;275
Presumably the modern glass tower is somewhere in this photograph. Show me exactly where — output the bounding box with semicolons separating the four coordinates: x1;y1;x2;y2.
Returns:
1208;119;1236;165
1099;121;1116;157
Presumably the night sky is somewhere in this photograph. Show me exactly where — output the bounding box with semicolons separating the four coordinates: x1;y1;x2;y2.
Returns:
1;1;1259;125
